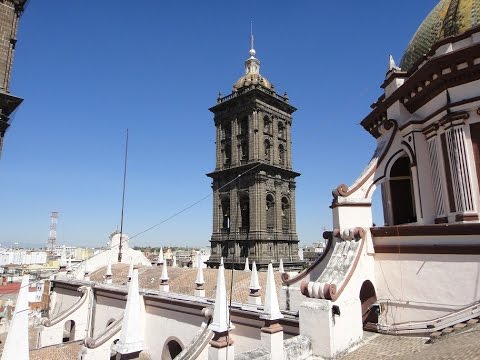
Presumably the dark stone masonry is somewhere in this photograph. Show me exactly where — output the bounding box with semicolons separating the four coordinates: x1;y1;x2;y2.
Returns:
206;42;303;270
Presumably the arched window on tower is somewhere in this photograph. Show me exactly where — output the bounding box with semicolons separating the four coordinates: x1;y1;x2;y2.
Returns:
387;156;416;225
279;144;285;166
222;122;232;168
240;117;248;135
281;197;290;231
241;141;248;164
223;122;232;140
264;116;272;134
239;195;250;232
266;194;275;230
221;197;230;231
264;139;271;161
224;143;231;167
278;121;285;139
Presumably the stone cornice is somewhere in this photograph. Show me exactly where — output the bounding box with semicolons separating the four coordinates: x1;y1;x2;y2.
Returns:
371;223;480;237
210;87;296;115
362;41;480;138
207;162;300;179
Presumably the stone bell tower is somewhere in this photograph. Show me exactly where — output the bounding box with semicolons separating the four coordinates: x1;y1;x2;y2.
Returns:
0;0;27;158
206;34;303;270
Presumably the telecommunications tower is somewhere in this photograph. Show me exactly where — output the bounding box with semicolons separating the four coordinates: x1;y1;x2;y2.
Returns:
47;211;59;253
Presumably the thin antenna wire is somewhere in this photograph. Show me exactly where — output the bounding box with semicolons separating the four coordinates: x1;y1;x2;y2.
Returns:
118;129;129;263
129;163;262;240
0;163;264;300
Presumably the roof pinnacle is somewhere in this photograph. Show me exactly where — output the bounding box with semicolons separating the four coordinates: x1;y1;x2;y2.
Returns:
84;258;91;276
160;260;169;281
105;254;113;284
249;261;261;291
210;262;230;333
111;267;144;354
106;254;112;277
127;259;134;281
388;54;400;72
196;254;205;286
261;263;283;321
2;275;29;360
157;247;164;264
60;245;67;268
244;257;250;272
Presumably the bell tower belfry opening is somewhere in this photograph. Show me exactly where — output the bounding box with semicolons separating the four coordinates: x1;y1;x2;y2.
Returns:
206;34;303;270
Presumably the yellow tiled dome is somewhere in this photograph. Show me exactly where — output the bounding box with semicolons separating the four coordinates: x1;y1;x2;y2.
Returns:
400;0;480;70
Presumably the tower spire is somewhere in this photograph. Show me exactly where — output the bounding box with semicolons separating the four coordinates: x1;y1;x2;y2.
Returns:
245;23;259;75
250;21;255;56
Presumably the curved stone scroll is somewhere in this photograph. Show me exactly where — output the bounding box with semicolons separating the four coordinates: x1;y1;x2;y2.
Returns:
174;308;214;360
301;227;366;302
41;286;89;327
83;315;123;349
281;231;334;285
333;120;398;200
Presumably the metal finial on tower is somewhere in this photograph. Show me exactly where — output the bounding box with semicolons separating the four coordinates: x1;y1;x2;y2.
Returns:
249;21;256;57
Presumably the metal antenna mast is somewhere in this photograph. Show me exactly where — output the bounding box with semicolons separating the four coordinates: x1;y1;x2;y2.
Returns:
47;211;59;254
118;129;129;263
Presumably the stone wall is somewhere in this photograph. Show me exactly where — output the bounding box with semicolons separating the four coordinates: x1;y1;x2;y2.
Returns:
0;1;23;93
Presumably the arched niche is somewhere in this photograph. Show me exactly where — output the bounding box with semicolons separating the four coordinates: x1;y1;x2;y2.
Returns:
386;156;417;225
162;337;184;360
63;319;75;342
359;280;378;326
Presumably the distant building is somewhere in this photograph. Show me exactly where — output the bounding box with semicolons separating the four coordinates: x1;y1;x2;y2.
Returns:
301;242;326;264
0;250;47;266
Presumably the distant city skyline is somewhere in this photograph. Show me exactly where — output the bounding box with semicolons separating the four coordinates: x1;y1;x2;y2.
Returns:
0;1;438;248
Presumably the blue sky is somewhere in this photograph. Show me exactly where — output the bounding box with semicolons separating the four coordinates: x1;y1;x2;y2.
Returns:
0;1;438;248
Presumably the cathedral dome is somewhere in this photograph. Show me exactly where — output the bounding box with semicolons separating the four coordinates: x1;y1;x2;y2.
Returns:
232;33;274;92
233;72;273;91
400;0;480;71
